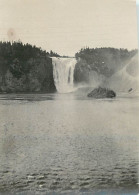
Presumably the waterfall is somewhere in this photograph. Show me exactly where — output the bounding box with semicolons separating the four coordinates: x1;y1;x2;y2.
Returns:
52;57;76;93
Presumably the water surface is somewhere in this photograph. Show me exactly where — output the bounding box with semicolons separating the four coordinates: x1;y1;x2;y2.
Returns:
0;93;138;195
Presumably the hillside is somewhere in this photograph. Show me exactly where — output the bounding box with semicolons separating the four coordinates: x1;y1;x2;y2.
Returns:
0;41;57;93
0;42;138;93
74;47;137;85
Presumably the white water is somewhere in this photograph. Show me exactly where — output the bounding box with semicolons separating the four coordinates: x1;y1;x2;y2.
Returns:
52;57;76;93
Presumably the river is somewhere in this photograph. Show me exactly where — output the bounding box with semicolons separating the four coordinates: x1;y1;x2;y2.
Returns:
0;93;138;195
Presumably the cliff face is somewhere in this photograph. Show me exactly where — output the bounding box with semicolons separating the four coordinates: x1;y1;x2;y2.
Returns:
74;58;107;85
0;57;56;93
0;42;56;93
0;42;138;93
74;48;137;86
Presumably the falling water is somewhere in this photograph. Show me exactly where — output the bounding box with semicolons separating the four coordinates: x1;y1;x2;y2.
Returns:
52;57;76;93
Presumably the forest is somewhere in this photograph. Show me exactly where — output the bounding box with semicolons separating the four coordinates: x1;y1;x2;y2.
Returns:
74;47;137;83
0;41;137;92
0;41;58;92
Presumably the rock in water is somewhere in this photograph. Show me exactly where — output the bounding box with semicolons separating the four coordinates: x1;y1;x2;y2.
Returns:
128;88;133;92
87;87;116;98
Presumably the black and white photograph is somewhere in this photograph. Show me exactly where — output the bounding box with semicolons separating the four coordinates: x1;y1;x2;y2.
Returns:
0;0;139;194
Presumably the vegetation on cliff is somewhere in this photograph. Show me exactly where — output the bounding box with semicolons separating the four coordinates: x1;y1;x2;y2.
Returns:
0;42;138;93
0;41;58;93
74;47;137;84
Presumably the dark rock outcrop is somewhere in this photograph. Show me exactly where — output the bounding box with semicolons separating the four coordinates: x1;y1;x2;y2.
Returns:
87;87;116;98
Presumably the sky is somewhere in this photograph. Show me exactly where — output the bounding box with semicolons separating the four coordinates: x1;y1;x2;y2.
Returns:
0;0;138;56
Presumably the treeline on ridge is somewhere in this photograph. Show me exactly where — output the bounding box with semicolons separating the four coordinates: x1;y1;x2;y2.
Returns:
0;41;59;92
74;47;137;84
0;41;138;93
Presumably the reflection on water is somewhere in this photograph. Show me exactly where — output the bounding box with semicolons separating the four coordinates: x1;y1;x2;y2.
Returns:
0;93;138;194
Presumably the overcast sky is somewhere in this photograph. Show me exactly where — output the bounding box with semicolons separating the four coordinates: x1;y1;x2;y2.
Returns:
0;0;138;56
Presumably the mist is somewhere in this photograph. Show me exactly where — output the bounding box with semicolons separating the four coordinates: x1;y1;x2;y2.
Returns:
74;52;139;95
